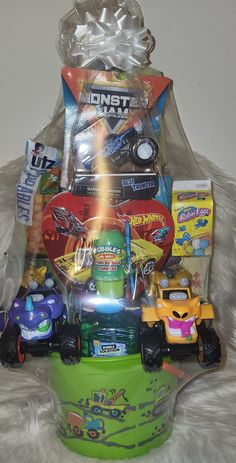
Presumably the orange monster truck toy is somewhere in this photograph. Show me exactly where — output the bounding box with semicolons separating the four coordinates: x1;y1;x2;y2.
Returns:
140;271;221;371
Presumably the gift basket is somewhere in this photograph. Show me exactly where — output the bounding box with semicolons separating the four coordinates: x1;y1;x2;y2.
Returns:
0;0;222;460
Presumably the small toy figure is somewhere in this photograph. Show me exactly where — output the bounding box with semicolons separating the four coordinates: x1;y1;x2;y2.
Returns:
140;272;221;371
0;278;80;366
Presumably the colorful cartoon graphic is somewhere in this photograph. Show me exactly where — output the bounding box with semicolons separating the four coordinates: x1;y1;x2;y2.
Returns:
172;180;213;256
52;366;178;458
58;412;105;440
86;388;128;418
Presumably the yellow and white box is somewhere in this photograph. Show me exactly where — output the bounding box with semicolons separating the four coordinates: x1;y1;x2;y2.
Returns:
172;180;213;257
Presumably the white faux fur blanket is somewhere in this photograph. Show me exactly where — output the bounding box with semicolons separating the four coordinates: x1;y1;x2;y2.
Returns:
0;155;236;463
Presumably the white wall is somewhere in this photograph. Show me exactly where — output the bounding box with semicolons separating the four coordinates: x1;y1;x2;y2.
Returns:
0;0;235;178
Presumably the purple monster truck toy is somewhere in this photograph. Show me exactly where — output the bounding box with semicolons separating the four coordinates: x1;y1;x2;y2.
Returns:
0;279;80;367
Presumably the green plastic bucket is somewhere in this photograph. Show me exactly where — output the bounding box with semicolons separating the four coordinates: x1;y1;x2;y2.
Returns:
50;353;177;459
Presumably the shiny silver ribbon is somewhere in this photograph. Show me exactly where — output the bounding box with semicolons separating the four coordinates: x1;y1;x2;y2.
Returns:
72;6;154;70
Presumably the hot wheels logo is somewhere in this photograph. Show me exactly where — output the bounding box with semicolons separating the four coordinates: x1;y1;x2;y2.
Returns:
177;207;211;223
117;212;166;227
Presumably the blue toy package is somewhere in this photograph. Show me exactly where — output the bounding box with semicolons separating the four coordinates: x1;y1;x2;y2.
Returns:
60;66;171;192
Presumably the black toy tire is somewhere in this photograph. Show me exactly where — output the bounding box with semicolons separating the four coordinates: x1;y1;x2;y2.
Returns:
87;429;99;440
197;322;221;369
0;323;26;367
86;277;97;294
130;137;158;166
140;322;163;371
72;426;84;438
110;409;121;418
59;324;81;365
91;405;103;415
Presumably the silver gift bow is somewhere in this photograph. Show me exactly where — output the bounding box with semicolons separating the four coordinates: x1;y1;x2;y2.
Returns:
72;7;154;70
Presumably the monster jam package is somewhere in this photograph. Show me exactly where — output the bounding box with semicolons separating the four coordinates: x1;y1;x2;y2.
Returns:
61;67;171;202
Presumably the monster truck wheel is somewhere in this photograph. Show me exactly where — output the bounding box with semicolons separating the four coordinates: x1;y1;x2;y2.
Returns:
197;322;221;369
72;426;84;438
130;137;158;166
59;324;81;365
110;409;121;418
140;322;163;371
142;259;155;276
53;313;66;336
0;323;26;367
88;429;99;439
91;405;103;415
86;277;97;294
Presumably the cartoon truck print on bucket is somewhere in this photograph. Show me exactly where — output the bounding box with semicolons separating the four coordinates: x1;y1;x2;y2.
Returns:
58;412;105;440
86;389;128;418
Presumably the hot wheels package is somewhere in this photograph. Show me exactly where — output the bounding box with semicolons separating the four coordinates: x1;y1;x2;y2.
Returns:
0;0;222;460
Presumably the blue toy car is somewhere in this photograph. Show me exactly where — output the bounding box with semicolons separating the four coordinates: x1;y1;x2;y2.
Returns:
0;279;80;367
148;226;171;244
74;126;159;171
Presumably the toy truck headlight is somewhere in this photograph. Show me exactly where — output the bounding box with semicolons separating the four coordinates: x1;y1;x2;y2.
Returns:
160;278;169;288
28;280;38;290
179;277;189;287
45;278;55;289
